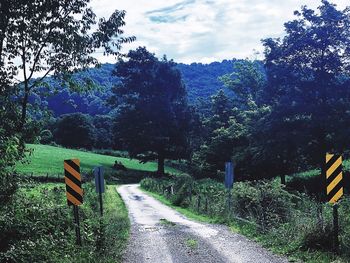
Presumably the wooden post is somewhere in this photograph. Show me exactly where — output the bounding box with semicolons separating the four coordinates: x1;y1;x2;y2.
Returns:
333;204;339;254
197;195;201;213
73;205;82;246
205;197;208;214
189;183;192;202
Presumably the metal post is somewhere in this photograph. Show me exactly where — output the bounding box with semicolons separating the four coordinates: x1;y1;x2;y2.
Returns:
73;205;82;246
333;204;339;254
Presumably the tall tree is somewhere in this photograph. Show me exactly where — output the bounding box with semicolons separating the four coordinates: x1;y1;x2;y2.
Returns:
220;61;271;180
54;113;95;149
262;0;350;172
0;0;134;133
111;47;191;175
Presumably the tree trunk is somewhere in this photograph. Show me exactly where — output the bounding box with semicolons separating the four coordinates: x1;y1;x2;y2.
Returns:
19;83;29;132
157;152;165;175
280;174;286;185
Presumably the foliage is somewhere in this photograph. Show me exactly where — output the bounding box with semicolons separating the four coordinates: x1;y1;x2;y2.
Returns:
191;1;350;181
0;182;129;263
53;113;95;149
0;0;134;134
192;60;268;180
92;115;114;149
261;0;350;170
39;129;53;144
110;47;192;174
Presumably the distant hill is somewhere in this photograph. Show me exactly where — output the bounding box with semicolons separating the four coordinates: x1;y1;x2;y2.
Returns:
32;59;242;117
177;59;237;101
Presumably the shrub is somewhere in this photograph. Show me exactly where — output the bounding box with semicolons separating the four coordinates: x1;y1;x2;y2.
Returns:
39;130;53;144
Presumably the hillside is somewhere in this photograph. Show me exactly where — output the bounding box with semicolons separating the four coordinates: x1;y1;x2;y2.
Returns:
15;144;180;176
32;60;240;117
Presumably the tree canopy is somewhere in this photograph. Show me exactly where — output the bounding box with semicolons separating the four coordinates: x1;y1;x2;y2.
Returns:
262;0;350;169
0;0;134;133
111;47;192;174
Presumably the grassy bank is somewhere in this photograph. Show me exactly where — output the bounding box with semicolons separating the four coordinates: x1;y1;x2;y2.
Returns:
0;181;129;263
15;144;180;176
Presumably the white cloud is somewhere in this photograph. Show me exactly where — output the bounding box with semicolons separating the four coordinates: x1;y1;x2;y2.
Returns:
89;0;349;64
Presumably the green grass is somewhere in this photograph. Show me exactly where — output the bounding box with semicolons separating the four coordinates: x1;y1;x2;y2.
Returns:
16;144;180;176
102;184;130;262
185;238;198;249
141;189;219;224
159;218;177;226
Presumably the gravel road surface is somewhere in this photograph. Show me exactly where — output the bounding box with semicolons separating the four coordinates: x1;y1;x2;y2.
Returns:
118;184;289;263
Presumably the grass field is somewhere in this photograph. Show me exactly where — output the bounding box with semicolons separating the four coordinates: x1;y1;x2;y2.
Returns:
15;144;180;176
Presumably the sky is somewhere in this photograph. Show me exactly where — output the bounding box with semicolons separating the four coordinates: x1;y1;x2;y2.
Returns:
90;0;348;64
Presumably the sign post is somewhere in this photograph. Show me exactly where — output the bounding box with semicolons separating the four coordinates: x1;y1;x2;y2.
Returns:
225;161;234;214
94;166;105;216
325;153;343;253
64;159;83;246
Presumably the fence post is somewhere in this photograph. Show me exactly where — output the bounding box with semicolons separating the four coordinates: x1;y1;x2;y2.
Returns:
189;183;192;202
205;197;208;214
197;195;201;213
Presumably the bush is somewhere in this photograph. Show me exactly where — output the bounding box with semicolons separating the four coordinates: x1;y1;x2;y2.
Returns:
168;175;191;206
39;130;53;144
233;180;294;231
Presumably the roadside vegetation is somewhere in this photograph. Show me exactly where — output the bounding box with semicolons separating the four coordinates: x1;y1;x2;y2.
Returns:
140;176;350;263
0;181;129;263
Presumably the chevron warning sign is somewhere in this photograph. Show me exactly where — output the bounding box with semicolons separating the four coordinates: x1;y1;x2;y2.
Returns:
64;159;83;206
325;153;343;204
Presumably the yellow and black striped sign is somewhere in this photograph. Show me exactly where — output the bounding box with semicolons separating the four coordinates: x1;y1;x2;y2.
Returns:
325;153;343;204
64;159;83;206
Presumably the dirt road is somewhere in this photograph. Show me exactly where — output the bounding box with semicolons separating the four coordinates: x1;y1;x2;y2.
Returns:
118;184;289;263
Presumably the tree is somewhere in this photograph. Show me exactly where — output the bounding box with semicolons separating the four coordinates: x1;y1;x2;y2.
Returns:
54;113;95;149
111;47;191;174
262;0;350;172
219;61;272;181
191;90;235;178
0;0;134;134
93;115;113;149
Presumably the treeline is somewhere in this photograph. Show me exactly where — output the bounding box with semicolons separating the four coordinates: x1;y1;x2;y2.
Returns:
28;60;236;118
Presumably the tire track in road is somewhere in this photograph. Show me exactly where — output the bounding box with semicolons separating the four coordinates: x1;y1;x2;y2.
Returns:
118;184;289;263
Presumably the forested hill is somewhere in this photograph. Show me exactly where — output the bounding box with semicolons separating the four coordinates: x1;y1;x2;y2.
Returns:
177;59;237;101
33;59;240;117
